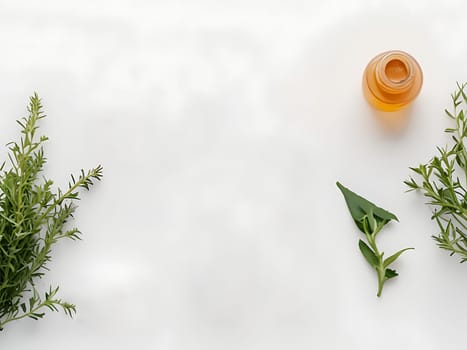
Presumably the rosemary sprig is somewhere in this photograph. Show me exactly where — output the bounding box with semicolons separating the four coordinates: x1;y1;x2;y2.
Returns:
406;83;467;262
337;182;413;297
0;93;102;331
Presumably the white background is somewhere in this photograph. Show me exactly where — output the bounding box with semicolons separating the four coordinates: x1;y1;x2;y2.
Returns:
1;0;467;349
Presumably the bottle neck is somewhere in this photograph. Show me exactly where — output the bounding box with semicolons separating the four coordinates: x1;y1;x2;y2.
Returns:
375;51;414;94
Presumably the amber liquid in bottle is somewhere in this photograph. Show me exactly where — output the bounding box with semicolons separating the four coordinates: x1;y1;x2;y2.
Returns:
362;50;423;112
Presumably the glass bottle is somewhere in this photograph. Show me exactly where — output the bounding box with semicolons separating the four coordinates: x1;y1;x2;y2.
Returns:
362;50;423;112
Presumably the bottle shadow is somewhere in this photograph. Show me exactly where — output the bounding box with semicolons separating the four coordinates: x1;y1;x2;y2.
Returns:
372;105;413;134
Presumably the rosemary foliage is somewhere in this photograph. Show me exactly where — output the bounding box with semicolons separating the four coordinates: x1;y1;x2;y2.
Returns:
406;83;467;262
0;94;102;330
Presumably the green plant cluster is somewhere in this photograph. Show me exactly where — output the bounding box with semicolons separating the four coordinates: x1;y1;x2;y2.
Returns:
406;83;467;262
0;94;102;330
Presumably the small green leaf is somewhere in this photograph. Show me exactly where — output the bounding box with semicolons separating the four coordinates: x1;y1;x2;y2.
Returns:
385;268;398;279
367;210;377;233
336;182;398;232
358;239;379;268
383;247;414;268
361;215;370;234
28;297;35;310
29;312;45;320
404;178;419;191
445;108;455;119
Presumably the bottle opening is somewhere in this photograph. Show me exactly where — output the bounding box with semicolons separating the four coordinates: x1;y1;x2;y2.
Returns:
363;50;423;111
384;58;409;83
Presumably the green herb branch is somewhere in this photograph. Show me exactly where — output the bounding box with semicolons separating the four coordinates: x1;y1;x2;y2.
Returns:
0;93;103;330
337;182;413;297
406;83;467;262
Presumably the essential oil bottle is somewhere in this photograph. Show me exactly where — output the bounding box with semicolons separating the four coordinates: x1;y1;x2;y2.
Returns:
362;50;423;112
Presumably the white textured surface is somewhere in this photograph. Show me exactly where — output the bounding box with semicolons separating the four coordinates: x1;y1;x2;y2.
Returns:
1;0;467;349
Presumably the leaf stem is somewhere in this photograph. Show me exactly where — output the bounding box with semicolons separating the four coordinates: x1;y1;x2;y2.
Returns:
365;228;386;297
